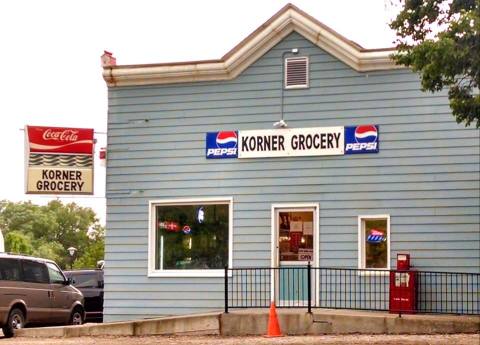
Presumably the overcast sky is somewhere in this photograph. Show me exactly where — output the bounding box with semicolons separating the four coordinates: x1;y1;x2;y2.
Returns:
0;0;399;224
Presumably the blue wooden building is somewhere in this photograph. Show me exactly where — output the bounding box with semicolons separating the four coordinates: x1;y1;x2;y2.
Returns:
101;4;480;322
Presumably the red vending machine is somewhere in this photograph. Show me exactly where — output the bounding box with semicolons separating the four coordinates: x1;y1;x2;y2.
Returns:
389;253;417;314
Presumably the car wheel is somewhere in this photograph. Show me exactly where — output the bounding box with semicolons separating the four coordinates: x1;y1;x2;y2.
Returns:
69;307;84;326
2;308;25;338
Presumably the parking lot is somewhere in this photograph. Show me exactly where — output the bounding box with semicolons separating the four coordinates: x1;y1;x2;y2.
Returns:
1;334;479;345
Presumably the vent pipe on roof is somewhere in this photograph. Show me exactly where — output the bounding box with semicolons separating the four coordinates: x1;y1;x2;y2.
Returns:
101;51;117;67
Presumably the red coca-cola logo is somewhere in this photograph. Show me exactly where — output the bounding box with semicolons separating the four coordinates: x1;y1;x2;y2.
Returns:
42;129;79;142
27;125;94;154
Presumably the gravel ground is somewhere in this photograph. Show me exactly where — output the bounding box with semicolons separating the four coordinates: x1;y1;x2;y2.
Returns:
0;334;479;345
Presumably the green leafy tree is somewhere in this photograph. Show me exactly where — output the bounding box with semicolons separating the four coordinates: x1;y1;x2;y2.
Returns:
73;237;104;269
4;231;34;255
34;241;65;266
0;200;104;269
390;0;479;127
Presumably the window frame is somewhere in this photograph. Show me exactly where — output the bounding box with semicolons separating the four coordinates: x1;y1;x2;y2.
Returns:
357;214;391;271
69;272;98;288
0;258;22;282
148;197;233;277
21;260;49;284
46;262;67;285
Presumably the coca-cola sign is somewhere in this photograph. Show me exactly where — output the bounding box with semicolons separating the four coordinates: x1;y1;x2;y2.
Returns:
27;125;94;154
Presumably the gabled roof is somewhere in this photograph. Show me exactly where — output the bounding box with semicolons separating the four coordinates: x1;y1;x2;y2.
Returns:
103;3;399;87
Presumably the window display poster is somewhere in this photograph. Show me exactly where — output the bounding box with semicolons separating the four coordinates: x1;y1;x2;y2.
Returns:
290;221;303;232
289;232;302;253
303;221;313;235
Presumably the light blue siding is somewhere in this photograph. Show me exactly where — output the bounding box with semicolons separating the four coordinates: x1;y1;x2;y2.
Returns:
104;32;480;321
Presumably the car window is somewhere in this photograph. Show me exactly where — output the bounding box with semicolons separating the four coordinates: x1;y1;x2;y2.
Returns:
0;258;22;281
71;272;98;288
22;260;49;284
46;262;66;284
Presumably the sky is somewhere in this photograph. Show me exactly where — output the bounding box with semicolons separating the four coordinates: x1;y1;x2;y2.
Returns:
0;0;399;225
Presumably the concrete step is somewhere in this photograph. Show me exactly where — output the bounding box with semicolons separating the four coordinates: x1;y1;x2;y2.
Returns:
221;308;480;335
14;309;480;338
15;312;222;338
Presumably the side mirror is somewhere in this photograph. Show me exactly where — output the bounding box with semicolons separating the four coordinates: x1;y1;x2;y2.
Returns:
67;277;74;285
98;281;104;288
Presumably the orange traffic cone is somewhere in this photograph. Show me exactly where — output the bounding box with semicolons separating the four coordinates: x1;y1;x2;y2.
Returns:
265;301;283;337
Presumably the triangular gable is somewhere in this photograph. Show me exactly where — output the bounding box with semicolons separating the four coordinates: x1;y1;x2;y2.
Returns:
103;3;399;87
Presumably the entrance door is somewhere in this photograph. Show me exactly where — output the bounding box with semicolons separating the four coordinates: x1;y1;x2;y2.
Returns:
272;204;318;306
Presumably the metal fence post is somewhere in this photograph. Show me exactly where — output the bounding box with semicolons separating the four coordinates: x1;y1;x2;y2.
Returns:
307;262;312;314
224;265;229;313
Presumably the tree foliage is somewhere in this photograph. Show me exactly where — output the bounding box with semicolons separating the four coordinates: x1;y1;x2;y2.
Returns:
0;200;104;269
390;0;480;127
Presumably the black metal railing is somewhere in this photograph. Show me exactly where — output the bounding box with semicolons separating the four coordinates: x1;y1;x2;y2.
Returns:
224;265;480;315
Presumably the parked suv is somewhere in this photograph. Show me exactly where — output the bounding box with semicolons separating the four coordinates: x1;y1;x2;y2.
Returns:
64;269;103;322
0;253;85;337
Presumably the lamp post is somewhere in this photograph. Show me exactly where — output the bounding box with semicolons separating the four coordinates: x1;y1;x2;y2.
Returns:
67;246;77;269
276;48;299;128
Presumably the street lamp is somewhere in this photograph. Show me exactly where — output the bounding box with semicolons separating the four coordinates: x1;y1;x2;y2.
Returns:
276;48;299;128
67;247;77;269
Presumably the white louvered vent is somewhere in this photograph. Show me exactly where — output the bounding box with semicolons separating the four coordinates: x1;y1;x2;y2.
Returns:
285;57;309;89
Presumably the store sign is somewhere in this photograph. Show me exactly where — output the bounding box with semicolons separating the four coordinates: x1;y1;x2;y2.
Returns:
298;248;313;261
206;125;379;159
344;125;379;154
25;125;94;195
205;131;238;159
238;127;344;158
367;229;385;244
159;221;180;232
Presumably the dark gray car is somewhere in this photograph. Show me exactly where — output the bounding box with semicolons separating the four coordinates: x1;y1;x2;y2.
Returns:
64;269;103;322
0;253;85;337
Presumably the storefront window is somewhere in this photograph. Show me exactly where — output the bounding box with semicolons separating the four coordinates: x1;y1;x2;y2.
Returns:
359;215;390;269
152;200;230;273
278;211;314;262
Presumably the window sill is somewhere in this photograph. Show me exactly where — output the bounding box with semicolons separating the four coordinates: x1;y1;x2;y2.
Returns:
148;269;231;278
284;84;309;90
357;269;390;277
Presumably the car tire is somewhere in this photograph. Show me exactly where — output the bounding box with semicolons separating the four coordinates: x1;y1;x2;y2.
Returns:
2;308;25;338
69;307;84;326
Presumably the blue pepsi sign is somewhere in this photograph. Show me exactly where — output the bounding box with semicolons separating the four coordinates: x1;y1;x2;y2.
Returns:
206;131;238;159
367;229;385;244
344;125;379;154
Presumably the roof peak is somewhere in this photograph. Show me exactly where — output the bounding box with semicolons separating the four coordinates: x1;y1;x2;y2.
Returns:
103;4;399;87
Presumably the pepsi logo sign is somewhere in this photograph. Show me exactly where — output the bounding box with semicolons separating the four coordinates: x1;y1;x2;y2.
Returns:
206;131;238;159
355;125;378;143
345;125;379;154
367;229;385;244
216;131;237;148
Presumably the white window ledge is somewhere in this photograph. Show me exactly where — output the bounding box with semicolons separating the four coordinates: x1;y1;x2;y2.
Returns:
357;269;390;277
148;269;231;278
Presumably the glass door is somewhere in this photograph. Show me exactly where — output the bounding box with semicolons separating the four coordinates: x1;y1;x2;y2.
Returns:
275;208;315;306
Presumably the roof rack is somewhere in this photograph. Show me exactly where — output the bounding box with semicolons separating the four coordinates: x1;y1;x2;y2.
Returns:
0;252;55;263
